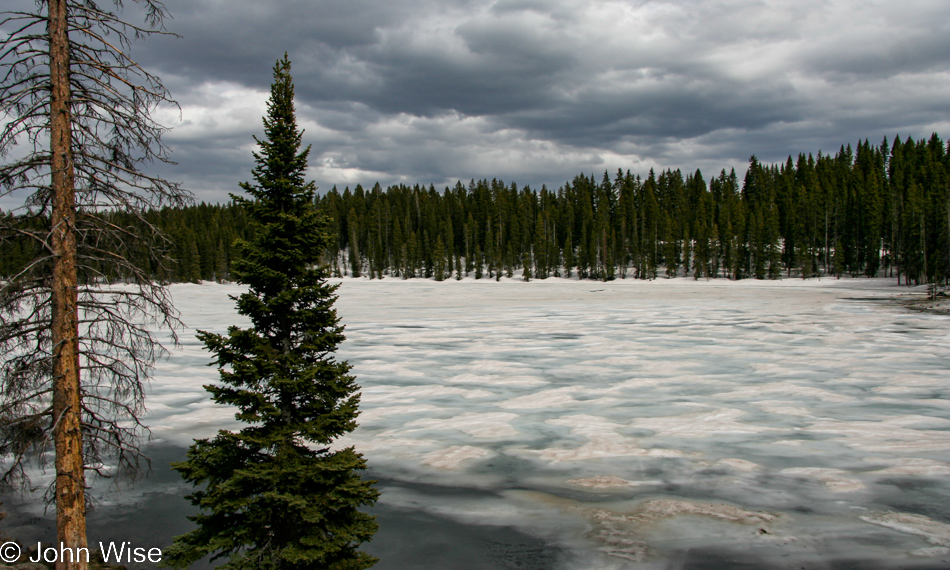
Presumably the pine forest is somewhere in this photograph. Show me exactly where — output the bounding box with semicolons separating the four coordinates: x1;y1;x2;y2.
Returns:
3;134;949;287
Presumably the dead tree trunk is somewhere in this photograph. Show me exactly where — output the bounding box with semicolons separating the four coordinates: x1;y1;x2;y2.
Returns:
48;1;89;567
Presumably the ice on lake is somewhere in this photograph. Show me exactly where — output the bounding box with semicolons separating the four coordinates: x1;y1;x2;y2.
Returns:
13;277;950;569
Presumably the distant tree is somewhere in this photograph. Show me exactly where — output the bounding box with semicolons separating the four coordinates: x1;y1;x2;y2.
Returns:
432;235;447;281
348;206;362;278
474;245;484;279
563;232;574;278
0;1;188;566
165;56;378;570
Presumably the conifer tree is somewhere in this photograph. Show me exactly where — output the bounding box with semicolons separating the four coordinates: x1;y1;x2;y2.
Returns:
165;56;378;570
474;245;484;279
432;235;447;281
563;232;574;278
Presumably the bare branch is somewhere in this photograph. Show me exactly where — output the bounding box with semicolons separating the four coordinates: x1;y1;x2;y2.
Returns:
0;0;191;496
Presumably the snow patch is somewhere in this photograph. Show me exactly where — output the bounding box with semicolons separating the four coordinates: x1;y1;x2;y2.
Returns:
404;412;520;439
867;457;950;477
566;475;662;489
421;445;493;470
780;467;865;492
861;511;950;554
716;458;763;472
630;407;779;438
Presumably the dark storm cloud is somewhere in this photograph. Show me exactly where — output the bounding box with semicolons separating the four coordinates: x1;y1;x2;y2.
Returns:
4;0;949;203
357;19;576;117
143;0;408;87
503;73;803;144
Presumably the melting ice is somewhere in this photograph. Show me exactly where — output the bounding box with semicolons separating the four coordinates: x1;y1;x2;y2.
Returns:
18;277;950;569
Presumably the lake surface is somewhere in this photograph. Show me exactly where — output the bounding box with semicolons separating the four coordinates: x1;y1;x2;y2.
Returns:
5;277;950;569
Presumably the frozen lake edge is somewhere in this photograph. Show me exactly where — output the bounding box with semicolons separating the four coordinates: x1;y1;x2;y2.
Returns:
5;276;950;569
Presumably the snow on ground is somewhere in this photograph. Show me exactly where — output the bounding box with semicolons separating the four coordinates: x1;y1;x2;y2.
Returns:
142;276;950;568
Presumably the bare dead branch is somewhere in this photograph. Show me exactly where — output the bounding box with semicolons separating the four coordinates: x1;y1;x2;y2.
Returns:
0;0;191;497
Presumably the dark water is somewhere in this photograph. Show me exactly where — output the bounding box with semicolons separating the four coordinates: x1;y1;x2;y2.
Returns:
1;445;571;570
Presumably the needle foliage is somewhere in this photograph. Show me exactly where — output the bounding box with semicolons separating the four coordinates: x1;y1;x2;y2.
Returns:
164;55;378;570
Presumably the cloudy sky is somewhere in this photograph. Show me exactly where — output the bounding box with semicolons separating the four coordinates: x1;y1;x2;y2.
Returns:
11;0;950;203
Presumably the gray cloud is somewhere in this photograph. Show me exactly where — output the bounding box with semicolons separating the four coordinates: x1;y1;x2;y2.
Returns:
4;0;950;204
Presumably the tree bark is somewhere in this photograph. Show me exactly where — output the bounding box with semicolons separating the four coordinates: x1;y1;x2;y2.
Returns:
48;0;89;568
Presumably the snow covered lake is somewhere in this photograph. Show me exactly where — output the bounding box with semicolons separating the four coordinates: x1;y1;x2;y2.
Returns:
8;277;950;569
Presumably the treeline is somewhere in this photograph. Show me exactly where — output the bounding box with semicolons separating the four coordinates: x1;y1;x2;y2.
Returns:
0;203;252;284
319;134;949;285
2;134;949;285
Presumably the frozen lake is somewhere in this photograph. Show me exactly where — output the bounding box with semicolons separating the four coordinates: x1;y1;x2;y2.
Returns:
7;277;950;569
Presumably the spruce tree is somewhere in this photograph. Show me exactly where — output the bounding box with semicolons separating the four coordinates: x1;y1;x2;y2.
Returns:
432;235;448;281
165;56;379;570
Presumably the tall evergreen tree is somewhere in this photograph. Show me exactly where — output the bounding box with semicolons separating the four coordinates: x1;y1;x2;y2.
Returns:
165;56;378;570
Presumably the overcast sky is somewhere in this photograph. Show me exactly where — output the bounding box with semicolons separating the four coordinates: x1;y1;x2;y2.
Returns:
9;0;950;204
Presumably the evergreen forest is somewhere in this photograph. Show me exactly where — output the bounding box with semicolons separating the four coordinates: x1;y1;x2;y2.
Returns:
3;134;949;287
